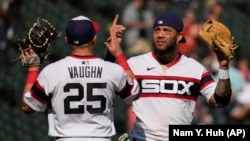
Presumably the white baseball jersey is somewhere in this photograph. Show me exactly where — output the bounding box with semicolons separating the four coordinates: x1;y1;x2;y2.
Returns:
24;55;139;140
128;51;216;141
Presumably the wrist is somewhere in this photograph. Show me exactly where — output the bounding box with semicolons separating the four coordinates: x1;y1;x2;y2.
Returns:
26;70;39;84
28;66;40;71
114;51;123;58
219;66;229;70
218;68;229;79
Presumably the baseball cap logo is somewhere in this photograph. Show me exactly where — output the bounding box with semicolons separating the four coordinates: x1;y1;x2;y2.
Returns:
74;41;80;44
158;20;163;24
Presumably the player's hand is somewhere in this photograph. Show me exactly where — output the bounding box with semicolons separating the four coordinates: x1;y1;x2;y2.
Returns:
106;32;123;44
104;14;126;57
24;45;40;71
217;36;235;70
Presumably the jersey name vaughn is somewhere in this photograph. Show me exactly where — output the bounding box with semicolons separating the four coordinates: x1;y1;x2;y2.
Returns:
68;66;103;79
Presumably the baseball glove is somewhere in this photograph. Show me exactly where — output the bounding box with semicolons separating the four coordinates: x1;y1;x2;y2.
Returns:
16;18;60;66
198;19;238;61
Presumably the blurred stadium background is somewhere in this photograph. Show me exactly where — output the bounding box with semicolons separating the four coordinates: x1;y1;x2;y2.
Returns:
0;0;250;140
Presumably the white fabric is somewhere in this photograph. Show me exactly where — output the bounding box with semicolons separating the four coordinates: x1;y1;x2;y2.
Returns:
128;51;216;141
218;68;229;79
24;55;139;138
71;16;90;21
56;137;111;141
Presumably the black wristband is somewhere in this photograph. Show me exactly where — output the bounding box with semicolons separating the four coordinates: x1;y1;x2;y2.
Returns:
214;93;231;105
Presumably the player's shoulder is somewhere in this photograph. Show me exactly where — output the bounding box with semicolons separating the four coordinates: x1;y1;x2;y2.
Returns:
94;58;126;73
104;59;124;68
128;52;151;62
44;56;68;67
39;57;66;74
182;55;206;69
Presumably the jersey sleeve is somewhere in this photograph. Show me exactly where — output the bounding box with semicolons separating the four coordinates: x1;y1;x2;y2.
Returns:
23;69;50;112
24;91;48;112
199;71;216;103
116;69;140;105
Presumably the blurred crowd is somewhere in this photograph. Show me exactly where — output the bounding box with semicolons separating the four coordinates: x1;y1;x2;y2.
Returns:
0;0;23;68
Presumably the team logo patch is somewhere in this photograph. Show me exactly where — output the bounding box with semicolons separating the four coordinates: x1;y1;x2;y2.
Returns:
82;61;89;64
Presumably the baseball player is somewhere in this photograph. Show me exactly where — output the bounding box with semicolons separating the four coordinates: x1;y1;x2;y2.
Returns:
21;15;140;141
105;12;232;141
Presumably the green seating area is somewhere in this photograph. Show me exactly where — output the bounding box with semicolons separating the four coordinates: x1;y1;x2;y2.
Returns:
0;0;249;140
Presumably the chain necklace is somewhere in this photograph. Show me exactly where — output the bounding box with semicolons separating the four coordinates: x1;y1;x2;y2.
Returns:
161;53;179;71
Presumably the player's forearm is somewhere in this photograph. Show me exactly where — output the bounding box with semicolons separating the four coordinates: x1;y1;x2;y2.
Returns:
22;83;35;114
209;67;232;107
215;78;232;97
22;67;40;114
210;79;232;107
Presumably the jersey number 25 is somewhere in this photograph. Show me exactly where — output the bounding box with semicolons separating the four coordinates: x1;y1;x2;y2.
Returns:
63;82;107;114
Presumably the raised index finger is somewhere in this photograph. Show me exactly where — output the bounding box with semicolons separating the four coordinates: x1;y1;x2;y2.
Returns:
112;14;119;26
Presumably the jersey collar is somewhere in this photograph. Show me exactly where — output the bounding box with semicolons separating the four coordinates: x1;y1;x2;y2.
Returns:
70;55;97;59
151;51;182;68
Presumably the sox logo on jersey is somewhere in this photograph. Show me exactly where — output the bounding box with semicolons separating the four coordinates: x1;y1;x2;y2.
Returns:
141;79;194;95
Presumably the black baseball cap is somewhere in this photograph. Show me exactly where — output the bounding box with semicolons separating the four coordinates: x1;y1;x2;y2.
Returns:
153;12;186;43
66;16;100;46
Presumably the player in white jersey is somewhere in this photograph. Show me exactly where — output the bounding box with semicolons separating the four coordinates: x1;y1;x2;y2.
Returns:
105;12;233;141
21;15;140;141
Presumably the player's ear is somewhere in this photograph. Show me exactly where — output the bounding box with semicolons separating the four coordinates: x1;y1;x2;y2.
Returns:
177;32;184;43
92;35;97;44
